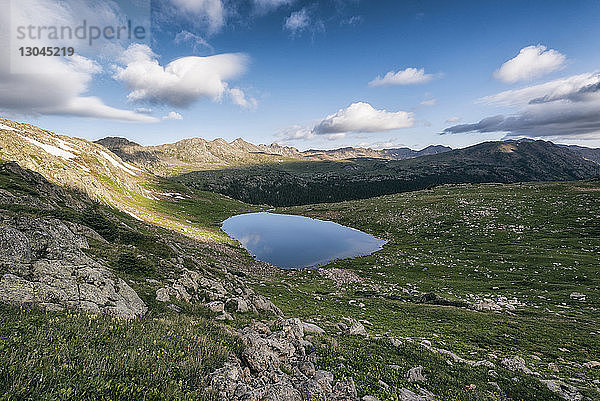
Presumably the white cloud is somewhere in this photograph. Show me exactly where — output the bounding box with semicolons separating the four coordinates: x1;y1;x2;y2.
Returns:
170;0;225;33
445;116;461;123
369;68;437;86
0;54;155;122
228;88;258;109
284;8;311;34
0;0;156;122
174;31;214;53
420;98;437;106
444;72;600;139
481;72;598;106
277;102;414;142
114;44;250;108
493;45;566;83
314;102;414;134
162;111;183;120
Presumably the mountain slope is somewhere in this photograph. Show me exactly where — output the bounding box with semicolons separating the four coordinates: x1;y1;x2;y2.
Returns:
0;118;261;242
563;144;600;164
96;136;303;175
177;140;600;206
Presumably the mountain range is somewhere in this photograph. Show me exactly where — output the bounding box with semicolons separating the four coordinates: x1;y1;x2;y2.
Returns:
1;116;599;211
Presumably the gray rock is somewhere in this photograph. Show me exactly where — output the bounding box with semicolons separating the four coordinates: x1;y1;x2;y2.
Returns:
397;388;426;401
302;322;325;334
339;318;368;337
569;292;586;302
406;365;426;382
0;218;146;319
262;383;302;401
541;380;583;401
333;377;357;400
156;288;170;302
501;356;535;375
206;301;225;313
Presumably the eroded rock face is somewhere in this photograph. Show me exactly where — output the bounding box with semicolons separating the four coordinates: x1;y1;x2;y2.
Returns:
209;318;358;401
0;216;147;319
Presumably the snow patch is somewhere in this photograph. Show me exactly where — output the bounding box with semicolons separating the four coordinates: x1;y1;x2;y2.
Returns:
99;150;137;176
124;210;143;221
56;139;78;153
123;161;142;172
73;162;90;173
0;123;20;132
17;133;77;159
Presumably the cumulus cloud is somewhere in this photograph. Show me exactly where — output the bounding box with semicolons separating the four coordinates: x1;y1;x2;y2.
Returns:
493;45;566;83
0;56;156;122
0;0;156;122
114;44;250;108
314;102;414;134
276;102;414;142
170;0;225;33
162;111;183;120
369;68;438;86
443;72;600;139
284;8;311;34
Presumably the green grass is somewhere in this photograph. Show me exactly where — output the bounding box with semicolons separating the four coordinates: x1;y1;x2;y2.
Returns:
310;335;562;400
0;304;242;401
252;180;600;399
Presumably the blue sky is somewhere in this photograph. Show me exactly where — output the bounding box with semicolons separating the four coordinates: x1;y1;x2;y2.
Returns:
2;0;600;149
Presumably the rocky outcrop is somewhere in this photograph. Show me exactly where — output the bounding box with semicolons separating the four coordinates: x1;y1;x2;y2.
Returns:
209;318;358;401
541;380;583;401
0;216;147;318
154;267;283;319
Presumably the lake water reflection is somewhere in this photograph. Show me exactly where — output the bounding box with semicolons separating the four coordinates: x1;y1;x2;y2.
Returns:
221;212;386;269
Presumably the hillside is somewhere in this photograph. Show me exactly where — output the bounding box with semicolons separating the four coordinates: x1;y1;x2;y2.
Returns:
176;140;600;206
303;145;452;160
2;118;600;400
564;145;600;164
2;158;598;400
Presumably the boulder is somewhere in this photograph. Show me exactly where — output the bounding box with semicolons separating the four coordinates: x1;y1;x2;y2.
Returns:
406;365;426;382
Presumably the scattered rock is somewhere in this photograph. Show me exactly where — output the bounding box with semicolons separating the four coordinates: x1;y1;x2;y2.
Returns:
208;318;359;401
318;268;363;286
397;387;436;401
569;292;586;302
206;301;225;313
339;318;368;337
584;361;600;369
501;356;536;375
302;322;325;335
156;288;170;302
406;365;426;382
541;380;583;401
548;363;560;372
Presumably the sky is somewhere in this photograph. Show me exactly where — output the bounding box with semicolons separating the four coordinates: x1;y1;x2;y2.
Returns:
2;0;600;150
